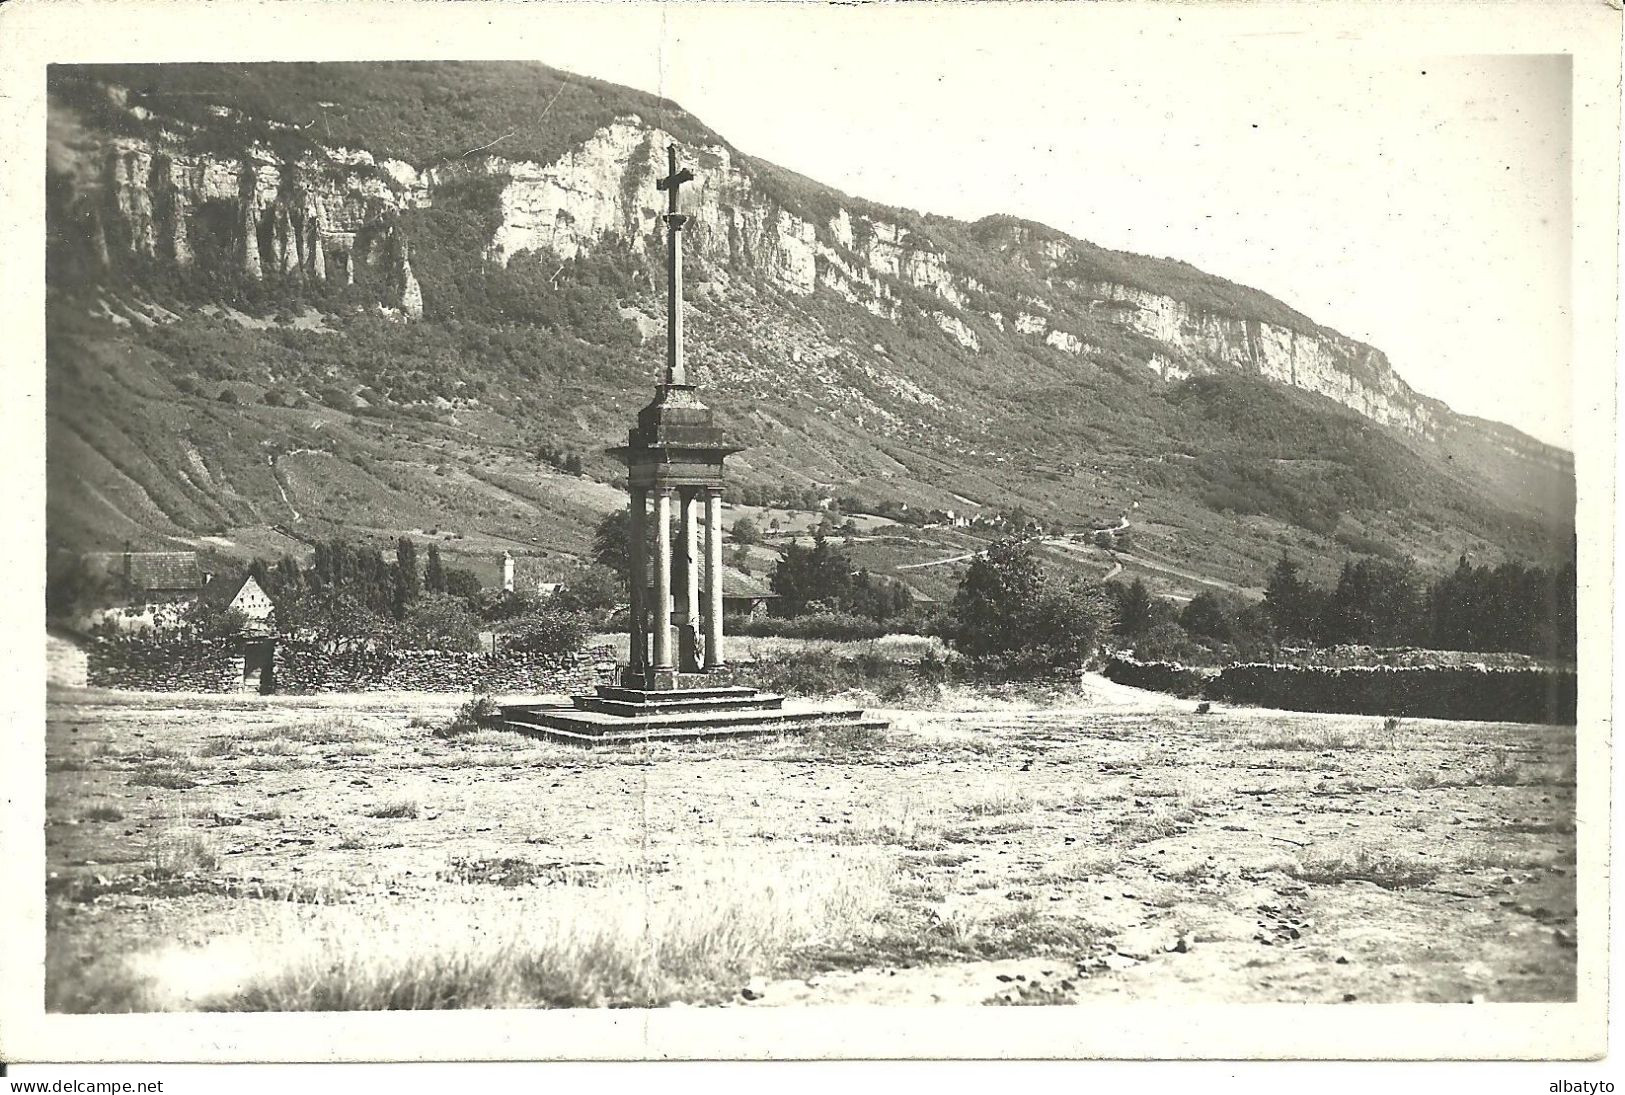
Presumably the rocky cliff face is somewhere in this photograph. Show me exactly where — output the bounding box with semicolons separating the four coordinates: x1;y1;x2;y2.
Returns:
46;76;1552;459
49;88;426;317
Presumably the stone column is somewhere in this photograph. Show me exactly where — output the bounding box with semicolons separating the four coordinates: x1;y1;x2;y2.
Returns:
652;488;674;673
665;212;688;387
680;489;701;671
627;489;647;673
704;487;725;669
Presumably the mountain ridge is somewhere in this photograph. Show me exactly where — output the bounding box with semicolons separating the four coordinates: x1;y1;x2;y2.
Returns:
43;61;1574;595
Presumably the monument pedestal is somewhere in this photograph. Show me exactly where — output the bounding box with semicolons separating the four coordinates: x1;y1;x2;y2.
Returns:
499;681;883;746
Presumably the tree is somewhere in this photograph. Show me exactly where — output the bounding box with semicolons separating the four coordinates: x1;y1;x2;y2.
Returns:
402;592;482;651
731;516;761;545
590;506;665;588
424;544;447;594
275;588;398;653
272;554;304;597
444;567;482;599
1230;601;1278;659
1025;577;1115;668
472;586;542;622
552;563;620;615
1264;555;1318;641
180;600;250;640
500;609;588;655
46;551;111;620
1112;578;1154;639
395;537;420;601
1179;592;1233;642
952;537;1046;659
1326;557;1421;645
770;533;854;615
949;535;1111;668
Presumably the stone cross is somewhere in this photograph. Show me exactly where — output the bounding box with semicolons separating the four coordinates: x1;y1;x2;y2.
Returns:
656;143;695;214
656;144;695;387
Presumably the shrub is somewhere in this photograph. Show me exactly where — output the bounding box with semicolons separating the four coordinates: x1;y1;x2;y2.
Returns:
436;694;503;738
725;612;888;641
500;610;588;655
736;649;945;702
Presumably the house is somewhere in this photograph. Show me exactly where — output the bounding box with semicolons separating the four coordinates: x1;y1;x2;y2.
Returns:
721;568;776;617
83;550;208;633
85;550;205;602
197;573;276;634
195;572;278;692
504;552;567;599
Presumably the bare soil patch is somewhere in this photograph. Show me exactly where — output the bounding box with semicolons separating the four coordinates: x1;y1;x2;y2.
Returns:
45;680;1575;1011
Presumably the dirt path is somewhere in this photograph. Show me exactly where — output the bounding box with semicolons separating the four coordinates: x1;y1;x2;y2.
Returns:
896;551;979;571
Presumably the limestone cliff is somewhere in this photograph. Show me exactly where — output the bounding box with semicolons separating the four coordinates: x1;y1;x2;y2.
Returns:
49;87;427;317
45;72;1563;472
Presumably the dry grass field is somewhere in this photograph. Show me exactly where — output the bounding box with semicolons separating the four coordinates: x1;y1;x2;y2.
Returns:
44;677;1576;1011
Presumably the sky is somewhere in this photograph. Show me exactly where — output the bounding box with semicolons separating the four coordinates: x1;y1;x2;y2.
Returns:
507;5;1575;449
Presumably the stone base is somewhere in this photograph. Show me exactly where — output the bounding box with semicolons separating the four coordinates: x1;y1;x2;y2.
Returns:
620;665;680;690
499;681;883;746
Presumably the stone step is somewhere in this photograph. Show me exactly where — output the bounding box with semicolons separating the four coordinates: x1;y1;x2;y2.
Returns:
502;704;883;745
573;693;785;718
594;684;762;704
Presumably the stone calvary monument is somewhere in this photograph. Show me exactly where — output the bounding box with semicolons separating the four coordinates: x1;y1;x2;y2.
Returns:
611;145;735;688
501;146;881;744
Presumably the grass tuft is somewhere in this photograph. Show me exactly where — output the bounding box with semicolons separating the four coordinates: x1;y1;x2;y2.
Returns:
130;765;200;790
1288;846;1439;890
365;799;422;820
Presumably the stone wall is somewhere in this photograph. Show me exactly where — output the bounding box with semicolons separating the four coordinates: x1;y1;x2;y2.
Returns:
87;637;242;692
87;638;616;695
273;642;617;695
1103;652;1577;724
1207;664;1577;725
1100;654;1213;698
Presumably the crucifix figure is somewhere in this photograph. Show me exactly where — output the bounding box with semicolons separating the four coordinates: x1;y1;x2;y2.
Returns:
655;144;695;387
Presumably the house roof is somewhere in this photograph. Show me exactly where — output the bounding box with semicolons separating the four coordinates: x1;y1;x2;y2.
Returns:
722;567;775;599
92;551;203;591
196;571;248;609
